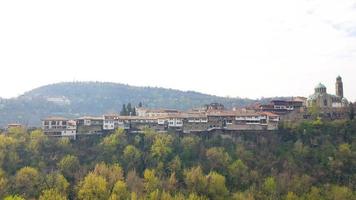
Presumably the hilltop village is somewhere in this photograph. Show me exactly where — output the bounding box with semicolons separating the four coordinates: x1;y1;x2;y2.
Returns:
9;76;353;139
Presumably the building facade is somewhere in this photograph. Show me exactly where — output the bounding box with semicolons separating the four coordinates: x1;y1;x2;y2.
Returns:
76;116;104;134
259;100;304;115
307;76;348;108
42;107;280;137
42;117;76;138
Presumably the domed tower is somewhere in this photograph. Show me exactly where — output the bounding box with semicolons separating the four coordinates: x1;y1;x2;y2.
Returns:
315;83;327;94
336;76;344;98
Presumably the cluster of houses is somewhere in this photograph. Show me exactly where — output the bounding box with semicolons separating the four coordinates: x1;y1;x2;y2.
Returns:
41;103;281;139
6;76;349;139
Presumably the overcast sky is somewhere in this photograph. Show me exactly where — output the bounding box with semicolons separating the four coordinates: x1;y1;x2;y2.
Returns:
0;0;356;101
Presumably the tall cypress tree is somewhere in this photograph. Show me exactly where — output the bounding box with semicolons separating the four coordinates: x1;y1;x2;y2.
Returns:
132;107;136;116
120;104;127;116
127;103;132;116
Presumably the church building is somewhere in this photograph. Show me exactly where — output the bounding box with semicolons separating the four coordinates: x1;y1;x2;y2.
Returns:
307;76;348;108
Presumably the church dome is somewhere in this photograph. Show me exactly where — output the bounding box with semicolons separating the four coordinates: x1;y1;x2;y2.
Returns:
315;83;326;89
314;83;327;94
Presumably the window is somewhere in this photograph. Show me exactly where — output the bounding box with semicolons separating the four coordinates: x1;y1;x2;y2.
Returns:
324;99;328;106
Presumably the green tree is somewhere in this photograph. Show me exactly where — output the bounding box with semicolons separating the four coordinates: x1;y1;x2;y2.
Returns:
28;129;48;154
0;135;19;173
285;192;300;200
77;173;109;200
132;107;137;116
338;143;351;156
14;167;41;198
293;139;310;156
262;176;278;200
93;162;124;190
206;147;231;171
120;104;127;116
146;189;160;200
123;145;142;170
127;103;133;116
232;191;255;200
330;143;353;183
109;180;130;200
100;129;127;158
173;192;186;200
42;173;70;196
206;171;229;200
168;156;182;175
126;170;144;196
4;195;25;200
150;134;173;162
160;190;174;200
130;192;138;200
181;136;201;161
39;189;67;200
187;193;208;200
184;166;207;195
289;175;312;196
58;155;80;180
228;159;249;189
28;141;48;169
304;187;324;200
144;169;160;194
0;169;8;198
308;102;321;118
235;145;254;165
123;103;136;116
328;185;354;200
7;127;28;140
165;172;178;193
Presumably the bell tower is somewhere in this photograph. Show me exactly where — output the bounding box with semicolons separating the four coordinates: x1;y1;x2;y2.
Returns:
336;76;344;98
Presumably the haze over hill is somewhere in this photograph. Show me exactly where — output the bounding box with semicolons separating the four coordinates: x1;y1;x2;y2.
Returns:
0;82;290;127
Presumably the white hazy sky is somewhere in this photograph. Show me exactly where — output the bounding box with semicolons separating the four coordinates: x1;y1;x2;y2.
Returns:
1;0;356;100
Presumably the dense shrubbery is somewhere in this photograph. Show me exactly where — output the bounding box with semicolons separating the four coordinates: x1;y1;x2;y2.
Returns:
0;119;355;199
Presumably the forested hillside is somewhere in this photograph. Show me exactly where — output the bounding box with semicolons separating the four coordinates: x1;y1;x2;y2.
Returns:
0;119;355;199
0;82;276;127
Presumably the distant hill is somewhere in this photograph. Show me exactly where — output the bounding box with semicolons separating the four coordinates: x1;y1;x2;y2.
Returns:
0;82;287;127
